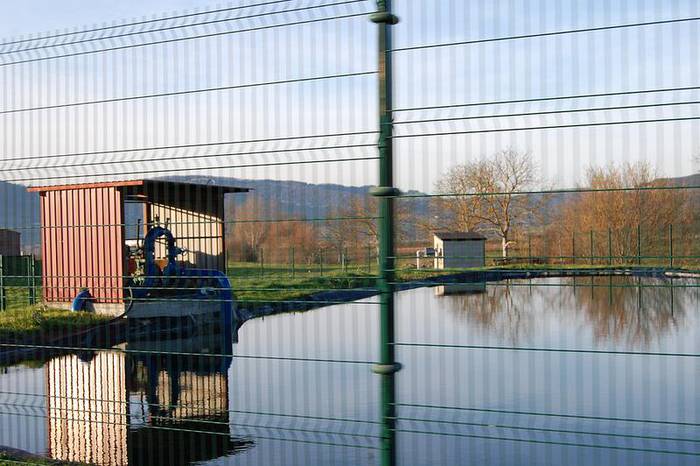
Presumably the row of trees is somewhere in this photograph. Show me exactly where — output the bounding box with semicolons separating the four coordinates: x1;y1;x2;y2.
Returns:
434;150;693;260
225;150;697;266
226;197;383;265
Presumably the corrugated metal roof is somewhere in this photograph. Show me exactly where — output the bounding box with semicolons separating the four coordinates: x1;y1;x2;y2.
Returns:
434;231;487;241
27;179;250;193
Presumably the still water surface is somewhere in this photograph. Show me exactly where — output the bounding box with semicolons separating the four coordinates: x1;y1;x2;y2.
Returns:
1;276;699;465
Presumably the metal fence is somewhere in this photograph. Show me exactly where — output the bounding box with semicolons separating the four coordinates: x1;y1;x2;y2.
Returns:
1;1;700;465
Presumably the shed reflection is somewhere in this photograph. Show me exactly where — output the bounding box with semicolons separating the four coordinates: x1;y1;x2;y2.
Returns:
45;332;252;466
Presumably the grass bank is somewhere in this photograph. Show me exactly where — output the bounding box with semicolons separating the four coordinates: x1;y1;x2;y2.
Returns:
2;263;696;343
0;305;110;344
227;262;699;306
0;448;89;465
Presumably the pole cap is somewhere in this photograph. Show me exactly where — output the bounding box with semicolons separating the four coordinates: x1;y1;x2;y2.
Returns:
369;12;399;24
370;186;401;197
371;362;402;374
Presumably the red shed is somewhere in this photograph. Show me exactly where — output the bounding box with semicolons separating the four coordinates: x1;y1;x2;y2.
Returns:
28;180;248;314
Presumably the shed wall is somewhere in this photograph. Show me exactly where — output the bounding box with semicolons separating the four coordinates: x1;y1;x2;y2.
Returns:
434;237;485;269
40;187;124;303
433;237;444;269
150;203;224;271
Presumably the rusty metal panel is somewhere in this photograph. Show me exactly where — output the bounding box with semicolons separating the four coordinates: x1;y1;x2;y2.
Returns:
40;187;124;304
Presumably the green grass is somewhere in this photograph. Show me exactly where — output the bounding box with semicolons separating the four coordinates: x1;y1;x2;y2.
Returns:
0;305;110;343
225;262;544;305
0;450;90;465
228;264;376;304
226;261;700;305
1;262;696;342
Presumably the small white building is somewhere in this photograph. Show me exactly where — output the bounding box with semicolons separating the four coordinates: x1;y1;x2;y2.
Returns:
433;231;487;269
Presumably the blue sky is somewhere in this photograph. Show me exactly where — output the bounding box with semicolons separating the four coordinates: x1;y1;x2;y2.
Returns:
0;1;215;37
0;0;699;191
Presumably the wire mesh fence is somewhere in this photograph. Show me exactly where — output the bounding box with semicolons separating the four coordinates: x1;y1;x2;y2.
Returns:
0;0;699;465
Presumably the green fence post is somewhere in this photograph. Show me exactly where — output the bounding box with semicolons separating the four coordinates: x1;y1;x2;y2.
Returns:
589;229;594;266
28;254;36;305
367;243;372;273
528;234;532;264
291;246;295;278
259;248;264;277
371;3;400;466
637;224;641;266
571;232;576;266
320;251;324;276
607;228;613;266
0;255;5;311
669;224;673;268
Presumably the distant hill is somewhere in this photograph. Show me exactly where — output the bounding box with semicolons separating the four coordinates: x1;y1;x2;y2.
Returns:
666;173;700;211
3;173;697;253
166;176;431;243
167;174;431;220
168;175;387;217
663;173;700;187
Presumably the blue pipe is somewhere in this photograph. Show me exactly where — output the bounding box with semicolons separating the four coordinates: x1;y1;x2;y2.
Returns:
142;226;184;280
71;288;92;312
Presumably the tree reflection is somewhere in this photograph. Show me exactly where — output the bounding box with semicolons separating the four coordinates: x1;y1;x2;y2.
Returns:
440;282;536;342
439;277;696;347
572;276;689;347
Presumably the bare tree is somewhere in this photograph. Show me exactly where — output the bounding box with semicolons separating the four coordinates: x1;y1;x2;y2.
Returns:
435;149;542;258
228;197;273;262
326;196;414;255
555;161;688;263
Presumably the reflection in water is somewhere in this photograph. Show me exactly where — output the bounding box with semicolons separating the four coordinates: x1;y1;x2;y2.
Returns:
3;277;699;466
438;280;530;342
434;283;487;296
439;276;695;347
45;331;252;466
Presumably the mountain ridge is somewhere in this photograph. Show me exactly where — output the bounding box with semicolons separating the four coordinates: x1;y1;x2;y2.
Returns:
2;173;698;251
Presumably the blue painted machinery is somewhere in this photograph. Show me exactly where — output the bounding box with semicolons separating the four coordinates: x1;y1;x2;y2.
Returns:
126;226;237;346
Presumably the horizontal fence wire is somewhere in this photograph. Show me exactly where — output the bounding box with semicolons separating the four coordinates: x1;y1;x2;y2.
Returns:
0;130;379;164
391;84;700;113
0;71;378;116
390;16;700;53
0;1;373;67
0;0;366;56
0;0;296;49
0;390;381;424
0;342;376;363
